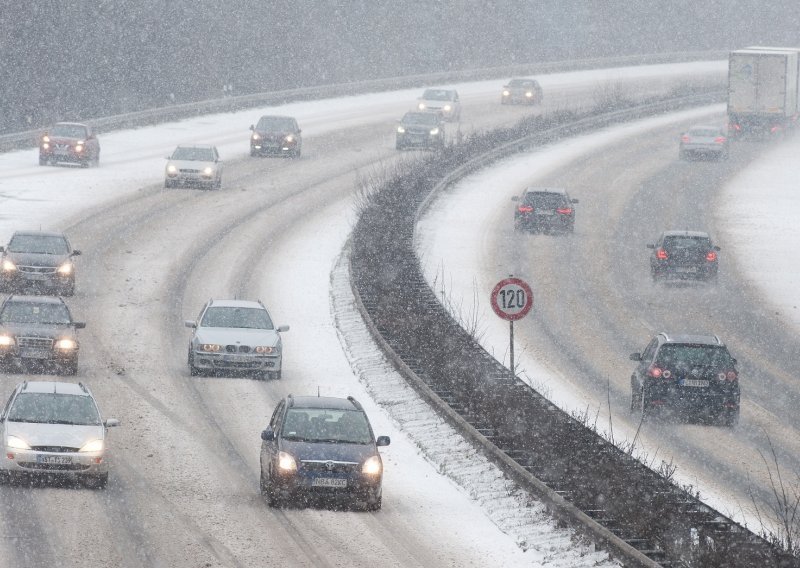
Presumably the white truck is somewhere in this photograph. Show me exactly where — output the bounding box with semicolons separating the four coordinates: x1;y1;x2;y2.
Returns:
728;48;799;136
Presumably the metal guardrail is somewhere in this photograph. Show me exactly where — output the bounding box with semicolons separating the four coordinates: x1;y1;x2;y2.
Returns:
0;50;726;153
348;91;798;567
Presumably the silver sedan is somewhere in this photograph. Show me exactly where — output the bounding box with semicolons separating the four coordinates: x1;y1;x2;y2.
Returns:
679;125;729;161
165;144;224;189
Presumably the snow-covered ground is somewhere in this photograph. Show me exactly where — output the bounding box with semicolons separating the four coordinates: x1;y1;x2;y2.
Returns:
0;61;739;565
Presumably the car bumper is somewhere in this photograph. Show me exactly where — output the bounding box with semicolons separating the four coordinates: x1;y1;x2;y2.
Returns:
251;141;298;155
1;271;73;291
2;448;108;477
40;149;91;163
502;94;538;104
0;350;78;371
651;263;717;280
681;144;727;155
515;214;573;231
165;174;216;187
396;133;440;148
191;351;281;372
646;382;739;409
271;469;382;503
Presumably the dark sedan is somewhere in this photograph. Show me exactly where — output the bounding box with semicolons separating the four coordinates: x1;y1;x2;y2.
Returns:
260;395;390;510
649;230;719;283
396;111;445;150
501;78;543;104
0;231;80;296
250;115;302;158
0;295;85;376
513;187;577;233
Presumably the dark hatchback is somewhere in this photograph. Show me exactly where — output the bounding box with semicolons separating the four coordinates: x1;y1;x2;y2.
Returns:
0;295;85;376
629;333;740;426
512;188;577;233
260;395;390;510
396;111;445;150
0;231;80;296
649;230;719;283
249;115;302;158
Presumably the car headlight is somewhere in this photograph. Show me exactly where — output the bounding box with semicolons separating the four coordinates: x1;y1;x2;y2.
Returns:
397;126;405;133
166;164;178;174
54;338;78;350
251;133;261;141
42;142;50;149
284;135;294;143
57;262;73;275
418;102;426;110
502;90;510;96
1;259;16;272
6;435;30;450
278;451;297;472
42;135;50;143
362;455;382;475
255;345;275;354
201;344;221;352
443;104;452;112
74;144;84;153
0;335;15;347
525;91;533;97
202;166;214;176
429;128;440;136
79;439;104;453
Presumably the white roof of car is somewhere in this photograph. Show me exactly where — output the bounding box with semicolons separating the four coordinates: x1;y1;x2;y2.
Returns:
209;298;264;309
20;381;88;395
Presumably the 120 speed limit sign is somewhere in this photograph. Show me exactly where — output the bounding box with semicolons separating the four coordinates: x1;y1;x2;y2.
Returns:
490;277;533;321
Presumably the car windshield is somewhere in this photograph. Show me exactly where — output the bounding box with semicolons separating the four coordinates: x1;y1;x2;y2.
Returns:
0;302;72;325
421;89;453;101
656;345;734;368
662;236;711;250
523;193;567;208
402;113;439;126
50;124;87;138
688;128;721;137
7;235;69;255
200;306;273;329
171;147;215;161
509;79;536;88
281;408;373;444
7;393;101;425
256;116;296;131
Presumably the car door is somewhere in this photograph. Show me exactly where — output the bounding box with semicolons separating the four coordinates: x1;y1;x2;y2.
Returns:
263;401;285;469
634;338;658;389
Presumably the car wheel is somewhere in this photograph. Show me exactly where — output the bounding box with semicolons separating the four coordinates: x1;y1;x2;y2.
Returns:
365;496;382;511
679;149;687;161
720;409;739;428
395;142;403;150
60;282;75;297
215;177;222;190
261;468;280;506
61;361;78;376
83;472;108;489
630;382;641;413
639;386;652;419
292;147;301;159
270;370;282;380
250;148;258;157
39;156;48;166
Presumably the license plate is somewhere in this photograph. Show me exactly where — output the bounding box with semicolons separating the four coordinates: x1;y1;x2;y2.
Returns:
676;267;698;273
21;349;51;359
223;354;237;362
36;455;72;465
682;379;709;388
23;273;47;281
311;477;347;488
537;210;554;216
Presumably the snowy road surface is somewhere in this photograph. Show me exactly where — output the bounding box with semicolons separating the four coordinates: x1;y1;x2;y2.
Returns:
0;62;731;566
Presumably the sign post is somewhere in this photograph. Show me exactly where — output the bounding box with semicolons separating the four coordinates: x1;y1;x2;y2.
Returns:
490;276;533;376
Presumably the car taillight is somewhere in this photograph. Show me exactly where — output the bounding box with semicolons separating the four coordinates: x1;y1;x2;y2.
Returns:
706;251;717;262
714;136;727;144
648;365;663;378
681;135;691;143
718;371;737;382
656;248;668;260
556;207;572;215
518;205;533;213
730;123;741;132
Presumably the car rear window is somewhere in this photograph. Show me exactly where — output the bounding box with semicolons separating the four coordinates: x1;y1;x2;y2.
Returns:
688;128;721;137
403;113;439;126
662;236;711;250
422;89;453;101
0;302;72;325
655;344;734;368
8;235;69;254
8;393;101;426
50;124;88;138
523;193;566;208
256;116;296;131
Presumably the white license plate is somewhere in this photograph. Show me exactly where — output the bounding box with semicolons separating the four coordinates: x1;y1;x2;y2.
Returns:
536;210;554;216
23;273;47;280
21;349;51;359
682;379;709;388
676;267;698;273
311;477;347;488
36;455;73;465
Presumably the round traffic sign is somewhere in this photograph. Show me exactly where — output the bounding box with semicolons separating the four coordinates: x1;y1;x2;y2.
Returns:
490;277;533;321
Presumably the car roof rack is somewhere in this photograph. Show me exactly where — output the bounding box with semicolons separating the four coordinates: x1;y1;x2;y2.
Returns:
346;396;363;410
78;382;89;394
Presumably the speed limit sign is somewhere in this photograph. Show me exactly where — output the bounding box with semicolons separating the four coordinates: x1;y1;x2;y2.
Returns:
490;277;533;321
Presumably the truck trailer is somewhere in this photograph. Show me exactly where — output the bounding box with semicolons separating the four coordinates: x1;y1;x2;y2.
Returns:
728;48;799;136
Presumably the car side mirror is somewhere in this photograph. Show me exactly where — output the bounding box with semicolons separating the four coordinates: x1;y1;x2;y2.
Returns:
714;246;721;251
376;435;390;447
646;244;655;249
184;320;197;329
571;198;579;204
104;418;120;428
629;352;642;361
261;429;274;441
249;124;255;131
71;250;82;256
277;325;289;332
297;129;302;134
511;196;519;202
732;358;737;365
0;246;4;253
73;322;86;329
